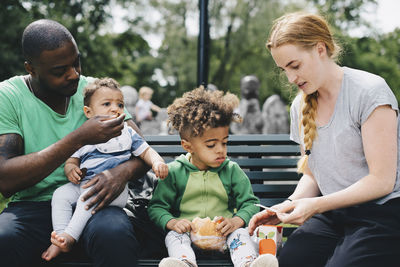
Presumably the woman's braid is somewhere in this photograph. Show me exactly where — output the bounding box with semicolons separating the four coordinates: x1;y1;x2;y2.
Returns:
297;92;318;173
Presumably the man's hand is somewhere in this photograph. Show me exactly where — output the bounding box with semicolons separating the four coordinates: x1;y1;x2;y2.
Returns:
76;114;125;146
80;169;126;214
216;216;244;237
166;218;195;234
152;161;168;179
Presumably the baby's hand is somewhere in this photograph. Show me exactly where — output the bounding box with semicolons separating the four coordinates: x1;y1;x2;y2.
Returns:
167;218;195;234
152;161;168;179
67;167;85;184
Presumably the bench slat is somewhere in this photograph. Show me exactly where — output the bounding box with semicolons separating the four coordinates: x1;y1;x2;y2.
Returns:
146;134;296;146
246;171;301;181
161;157;299;169
232;158;298;168
153;145;300;157
252;184;296;194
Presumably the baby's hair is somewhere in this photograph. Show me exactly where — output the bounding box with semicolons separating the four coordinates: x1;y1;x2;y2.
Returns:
83;77;121;106
139;86;154;98
266;12;340;173
167;86;241;139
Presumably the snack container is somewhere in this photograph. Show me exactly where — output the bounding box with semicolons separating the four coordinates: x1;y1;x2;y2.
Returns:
255;225;282;256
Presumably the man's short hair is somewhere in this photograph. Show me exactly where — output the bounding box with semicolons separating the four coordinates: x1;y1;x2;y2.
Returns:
22;19;75;62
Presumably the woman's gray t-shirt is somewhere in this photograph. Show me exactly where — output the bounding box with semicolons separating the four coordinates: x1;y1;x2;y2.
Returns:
290;67;400;204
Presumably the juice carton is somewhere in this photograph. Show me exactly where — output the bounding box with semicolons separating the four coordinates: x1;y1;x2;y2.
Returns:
256;225;282;256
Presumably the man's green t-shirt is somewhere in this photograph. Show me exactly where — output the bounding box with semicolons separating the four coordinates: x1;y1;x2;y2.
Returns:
0;75;131;202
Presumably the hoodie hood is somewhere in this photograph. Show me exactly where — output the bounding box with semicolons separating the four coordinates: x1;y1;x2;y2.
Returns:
175;153;229;172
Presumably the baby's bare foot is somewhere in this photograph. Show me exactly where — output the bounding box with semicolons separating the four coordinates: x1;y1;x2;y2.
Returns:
41;244;62;261
50;231;75;252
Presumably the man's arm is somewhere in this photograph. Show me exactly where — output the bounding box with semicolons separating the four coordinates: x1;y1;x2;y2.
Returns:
0;114;126;198
0;133;82;197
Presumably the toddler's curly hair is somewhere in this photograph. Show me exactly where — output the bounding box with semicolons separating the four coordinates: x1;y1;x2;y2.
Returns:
167;86;241;138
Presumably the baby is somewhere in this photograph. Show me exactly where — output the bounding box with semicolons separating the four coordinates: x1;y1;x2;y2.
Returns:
42;78;168;261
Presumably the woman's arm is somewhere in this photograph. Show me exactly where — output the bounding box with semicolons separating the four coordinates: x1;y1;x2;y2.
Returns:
287;147;321;201
278;105;397;224
316;105;397;211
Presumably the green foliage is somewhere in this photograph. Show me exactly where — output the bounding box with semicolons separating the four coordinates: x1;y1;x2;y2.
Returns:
0;0;399;108
339;32;400;100
310;0;378;30
0;1;32;78
0;194;10;213
0;0;158;101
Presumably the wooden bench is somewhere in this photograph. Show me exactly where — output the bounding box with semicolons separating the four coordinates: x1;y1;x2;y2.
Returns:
48;134;301;267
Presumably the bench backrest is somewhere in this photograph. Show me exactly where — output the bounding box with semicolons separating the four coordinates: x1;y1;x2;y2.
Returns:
145;134;302;207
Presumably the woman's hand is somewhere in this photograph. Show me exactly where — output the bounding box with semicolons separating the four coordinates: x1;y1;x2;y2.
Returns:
248;209;280;236
248;200;295;235
277;197;319;225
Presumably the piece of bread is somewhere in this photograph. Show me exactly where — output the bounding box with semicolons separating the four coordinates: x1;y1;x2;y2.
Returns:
190;217;226;251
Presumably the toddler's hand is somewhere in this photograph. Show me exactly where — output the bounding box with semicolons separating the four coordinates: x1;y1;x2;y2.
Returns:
67;167;86;184
215;216;244;236
152;161;168;179
167;218;195;234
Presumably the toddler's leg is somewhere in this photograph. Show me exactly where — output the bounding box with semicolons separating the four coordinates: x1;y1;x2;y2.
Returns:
227;228;258;267
160;231;197;266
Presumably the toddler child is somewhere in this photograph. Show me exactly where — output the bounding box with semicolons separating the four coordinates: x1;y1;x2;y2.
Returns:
148;87;278;267
135;86;161;124
42;78;168;261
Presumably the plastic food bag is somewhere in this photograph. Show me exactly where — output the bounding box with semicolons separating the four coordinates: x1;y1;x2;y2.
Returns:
190;217;227;252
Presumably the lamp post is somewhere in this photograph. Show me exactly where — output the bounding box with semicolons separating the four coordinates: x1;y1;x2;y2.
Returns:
197;0;209;87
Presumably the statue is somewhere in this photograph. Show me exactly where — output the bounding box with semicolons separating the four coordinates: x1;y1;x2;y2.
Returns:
230;75;263;134
139;108;172;135
261;95;289;134
206;83;218;92
120;85;138;120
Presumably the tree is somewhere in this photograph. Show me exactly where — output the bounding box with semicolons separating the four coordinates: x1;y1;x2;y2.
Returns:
0;0;158;94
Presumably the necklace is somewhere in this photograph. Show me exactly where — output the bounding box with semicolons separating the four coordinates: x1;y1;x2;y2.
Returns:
26;76;69;114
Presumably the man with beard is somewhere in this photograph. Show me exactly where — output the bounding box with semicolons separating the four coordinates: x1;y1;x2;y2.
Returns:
0;19;147;267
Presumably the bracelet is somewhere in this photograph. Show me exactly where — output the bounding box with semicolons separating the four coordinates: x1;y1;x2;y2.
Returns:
284;198;293;202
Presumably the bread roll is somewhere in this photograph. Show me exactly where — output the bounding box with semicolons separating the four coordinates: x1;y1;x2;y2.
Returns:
190;217;226;251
